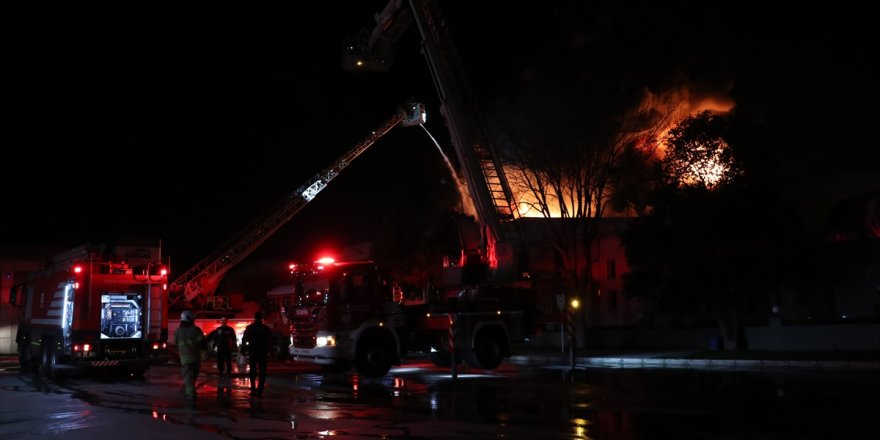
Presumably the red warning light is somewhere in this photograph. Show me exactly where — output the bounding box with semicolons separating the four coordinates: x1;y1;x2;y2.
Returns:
315;257;335;265
159;267;168;276
73;265;83;274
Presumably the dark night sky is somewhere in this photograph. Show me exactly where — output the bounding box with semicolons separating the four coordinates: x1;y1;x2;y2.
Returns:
3;2;878;277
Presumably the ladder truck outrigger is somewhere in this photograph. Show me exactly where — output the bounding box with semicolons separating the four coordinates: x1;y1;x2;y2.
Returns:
166;102;426;322
283;0;536;378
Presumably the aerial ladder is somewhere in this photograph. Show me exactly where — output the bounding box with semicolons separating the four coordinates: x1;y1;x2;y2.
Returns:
168;102;426;312
344;0;525;281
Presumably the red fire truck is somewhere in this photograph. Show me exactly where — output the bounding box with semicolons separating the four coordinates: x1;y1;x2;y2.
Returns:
285;0;536;378
284;257;532;378
15;243;170;378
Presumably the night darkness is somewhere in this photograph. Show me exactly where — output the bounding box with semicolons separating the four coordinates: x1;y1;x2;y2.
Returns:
3;2;878;280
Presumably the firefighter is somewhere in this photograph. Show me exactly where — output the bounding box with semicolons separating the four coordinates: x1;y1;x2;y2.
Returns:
174;310;205;401
241;311;274;398
207;317;237;376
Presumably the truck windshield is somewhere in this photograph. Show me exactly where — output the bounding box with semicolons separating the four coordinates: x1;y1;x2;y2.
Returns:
296;279;329;307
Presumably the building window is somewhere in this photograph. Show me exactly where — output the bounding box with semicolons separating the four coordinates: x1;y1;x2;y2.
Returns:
606;260;616;280
609;290;618;312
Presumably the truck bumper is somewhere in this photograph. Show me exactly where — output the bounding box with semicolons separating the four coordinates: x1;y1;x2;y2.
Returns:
74;355;167;371
289;346;338;366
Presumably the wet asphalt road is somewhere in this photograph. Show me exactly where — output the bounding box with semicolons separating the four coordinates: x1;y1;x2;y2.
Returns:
1;357;879;439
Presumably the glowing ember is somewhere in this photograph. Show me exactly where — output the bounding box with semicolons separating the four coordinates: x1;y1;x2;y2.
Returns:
678;140;730;189
662;109;733;190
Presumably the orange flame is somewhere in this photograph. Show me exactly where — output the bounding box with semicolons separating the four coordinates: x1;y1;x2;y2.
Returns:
507;86;735;217
651;89;735;160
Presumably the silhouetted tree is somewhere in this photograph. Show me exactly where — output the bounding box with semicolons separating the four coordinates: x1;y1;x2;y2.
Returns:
488;42;677;341
622;113;802;349
662;110;740;189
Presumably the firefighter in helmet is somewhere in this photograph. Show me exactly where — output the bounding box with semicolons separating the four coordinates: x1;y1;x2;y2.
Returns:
174;310;205;401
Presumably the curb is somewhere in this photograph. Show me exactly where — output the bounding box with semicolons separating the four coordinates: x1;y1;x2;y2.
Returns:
509;354;880;371
581;357;880;370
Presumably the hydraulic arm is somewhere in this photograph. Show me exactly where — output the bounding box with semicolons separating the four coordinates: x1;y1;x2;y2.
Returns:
345;0;523;277
169;103;425;310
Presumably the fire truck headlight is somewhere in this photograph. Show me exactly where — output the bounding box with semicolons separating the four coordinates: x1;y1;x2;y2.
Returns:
316;335;336;347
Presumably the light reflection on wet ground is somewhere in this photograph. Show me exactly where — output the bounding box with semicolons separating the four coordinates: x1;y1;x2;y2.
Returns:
2;359;879;439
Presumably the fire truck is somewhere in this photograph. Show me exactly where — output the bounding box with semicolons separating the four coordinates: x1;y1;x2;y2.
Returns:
280;0;535;378
164;102;426;333
284;257;532;378
15;243;170;378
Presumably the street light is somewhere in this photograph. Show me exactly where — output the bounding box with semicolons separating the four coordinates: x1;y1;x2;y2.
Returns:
566;297;580;370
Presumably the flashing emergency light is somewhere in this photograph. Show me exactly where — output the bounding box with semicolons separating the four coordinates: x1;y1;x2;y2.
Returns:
159;267;168;276
315;257;335;265
73;265;83;274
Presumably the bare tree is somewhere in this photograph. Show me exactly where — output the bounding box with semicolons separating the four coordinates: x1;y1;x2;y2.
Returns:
492;56;679;340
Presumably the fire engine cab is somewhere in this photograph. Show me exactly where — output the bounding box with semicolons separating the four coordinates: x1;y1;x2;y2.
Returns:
285;258;404;377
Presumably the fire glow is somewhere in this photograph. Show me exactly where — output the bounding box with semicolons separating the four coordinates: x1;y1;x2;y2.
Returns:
507;88;735;218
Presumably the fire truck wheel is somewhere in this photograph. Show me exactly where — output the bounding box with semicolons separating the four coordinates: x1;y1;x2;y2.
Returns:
39;339;59;380
355;334;394;378
465;327;506;370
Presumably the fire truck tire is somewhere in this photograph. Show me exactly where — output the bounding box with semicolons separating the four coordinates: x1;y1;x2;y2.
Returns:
355;333;394;378
39;339;59;379
465;327;506;370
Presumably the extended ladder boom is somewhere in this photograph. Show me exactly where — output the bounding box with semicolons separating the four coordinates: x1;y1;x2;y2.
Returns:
169;103;425;310
345;0;524;278
408;0;522;258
